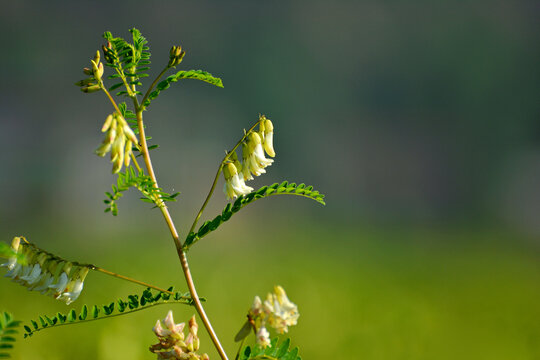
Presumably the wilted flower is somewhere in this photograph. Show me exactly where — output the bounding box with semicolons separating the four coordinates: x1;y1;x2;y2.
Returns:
1;237;90;304
150;311;209;360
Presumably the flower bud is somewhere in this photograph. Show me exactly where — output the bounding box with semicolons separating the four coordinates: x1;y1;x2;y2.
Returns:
81;84;101;93
261;117;275;157
101;114;114;132
93;50;100;64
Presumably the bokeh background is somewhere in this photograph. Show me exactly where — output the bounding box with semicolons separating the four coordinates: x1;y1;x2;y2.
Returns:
1;1;540;359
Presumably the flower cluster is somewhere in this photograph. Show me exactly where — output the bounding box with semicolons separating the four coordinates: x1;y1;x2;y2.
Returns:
150;311;209;360
168;45;186;68
246;286;299;348
75;50;104;93
95;112;139;173
223;115;275;200
1;237;90;305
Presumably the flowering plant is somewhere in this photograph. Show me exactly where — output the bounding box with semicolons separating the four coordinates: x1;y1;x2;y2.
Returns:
0;28;324;359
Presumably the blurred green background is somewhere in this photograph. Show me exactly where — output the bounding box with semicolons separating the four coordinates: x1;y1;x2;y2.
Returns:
1;1;540;359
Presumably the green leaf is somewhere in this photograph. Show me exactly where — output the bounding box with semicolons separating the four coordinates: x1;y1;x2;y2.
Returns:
239;338;300;360
22;288;195;338
184;182;325;250
0;312;19;358
143;69;223;108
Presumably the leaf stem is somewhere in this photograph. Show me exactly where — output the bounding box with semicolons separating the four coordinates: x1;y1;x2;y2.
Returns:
133;101;229;360
91;266;184;297
141;66;171;108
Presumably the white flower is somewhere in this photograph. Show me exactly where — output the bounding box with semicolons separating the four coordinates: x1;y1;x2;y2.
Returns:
0;237;21;270
241;132;273;181
223;162;253;200
263;286;299;334
20;263;42;285
163;310;186;338
58;279;84;305
4;262;22;279
30;272;54;293
256;326;271;348
49;272;69;296
259;116;275;158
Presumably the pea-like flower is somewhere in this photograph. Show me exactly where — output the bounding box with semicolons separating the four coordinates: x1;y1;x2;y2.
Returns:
95;113;138;173
223;161;253;200
236;285;299;348
259;116;275;158
1;237;90;305
150;311;209;360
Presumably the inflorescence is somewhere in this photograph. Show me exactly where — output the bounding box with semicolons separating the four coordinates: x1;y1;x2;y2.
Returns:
245;286;299;348
150;311;209;360
1;237;90;305
223;115;275;200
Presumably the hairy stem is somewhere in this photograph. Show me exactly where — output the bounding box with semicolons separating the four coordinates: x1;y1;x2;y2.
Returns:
133;102;229;360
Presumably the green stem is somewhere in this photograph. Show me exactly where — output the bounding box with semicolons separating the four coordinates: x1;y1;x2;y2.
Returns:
91;266;184;298
141;66;171;108
187;120;262;236
133;100;229;360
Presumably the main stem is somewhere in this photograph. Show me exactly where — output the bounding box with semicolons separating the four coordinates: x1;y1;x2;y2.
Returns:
135;107;229;360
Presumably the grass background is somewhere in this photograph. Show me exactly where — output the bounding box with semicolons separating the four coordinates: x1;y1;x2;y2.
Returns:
1;215;539;359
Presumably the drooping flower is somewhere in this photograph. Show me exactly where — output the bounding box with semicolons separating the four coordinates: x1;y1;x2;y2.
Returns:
95;113;138;173
258;116;275;158
241;132;273;182
1;237;91;304
223;161;253;200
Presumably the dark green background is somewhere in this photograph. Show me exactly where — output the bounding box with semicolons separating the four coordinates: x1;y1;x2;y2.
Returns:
0;1;539;359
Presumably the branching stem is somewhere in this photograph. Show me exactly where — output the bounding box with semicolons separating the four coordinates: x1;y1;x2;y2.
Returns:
132;97;229;360
141;66;170;108
187;120;262;236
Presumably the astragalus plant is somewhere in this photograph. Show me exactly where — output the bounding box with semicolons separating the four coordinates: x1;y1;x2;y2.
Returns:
0;28;324;360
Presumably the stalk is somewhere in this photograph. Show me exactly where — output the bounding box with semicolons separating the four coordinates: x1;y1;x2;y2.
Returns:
133;102;229;360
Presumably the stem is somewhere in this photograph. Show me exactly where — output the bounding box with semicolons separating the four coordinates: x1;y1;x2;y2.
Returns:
141;66;170;108
130;152;142;172
187;120;262;236
91;266;184;298
133;101;229;360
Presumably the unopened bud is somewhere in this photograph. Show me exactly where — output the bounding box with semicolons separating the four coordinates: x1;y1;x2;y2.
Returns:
81;84;101;93
101;114;114;132
123;124;138;144
93;50;100;64
124;140;132;166
223;162;238;180
74;79;94;87
189;315;198;336
95;142;111;157
82;67;93;76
